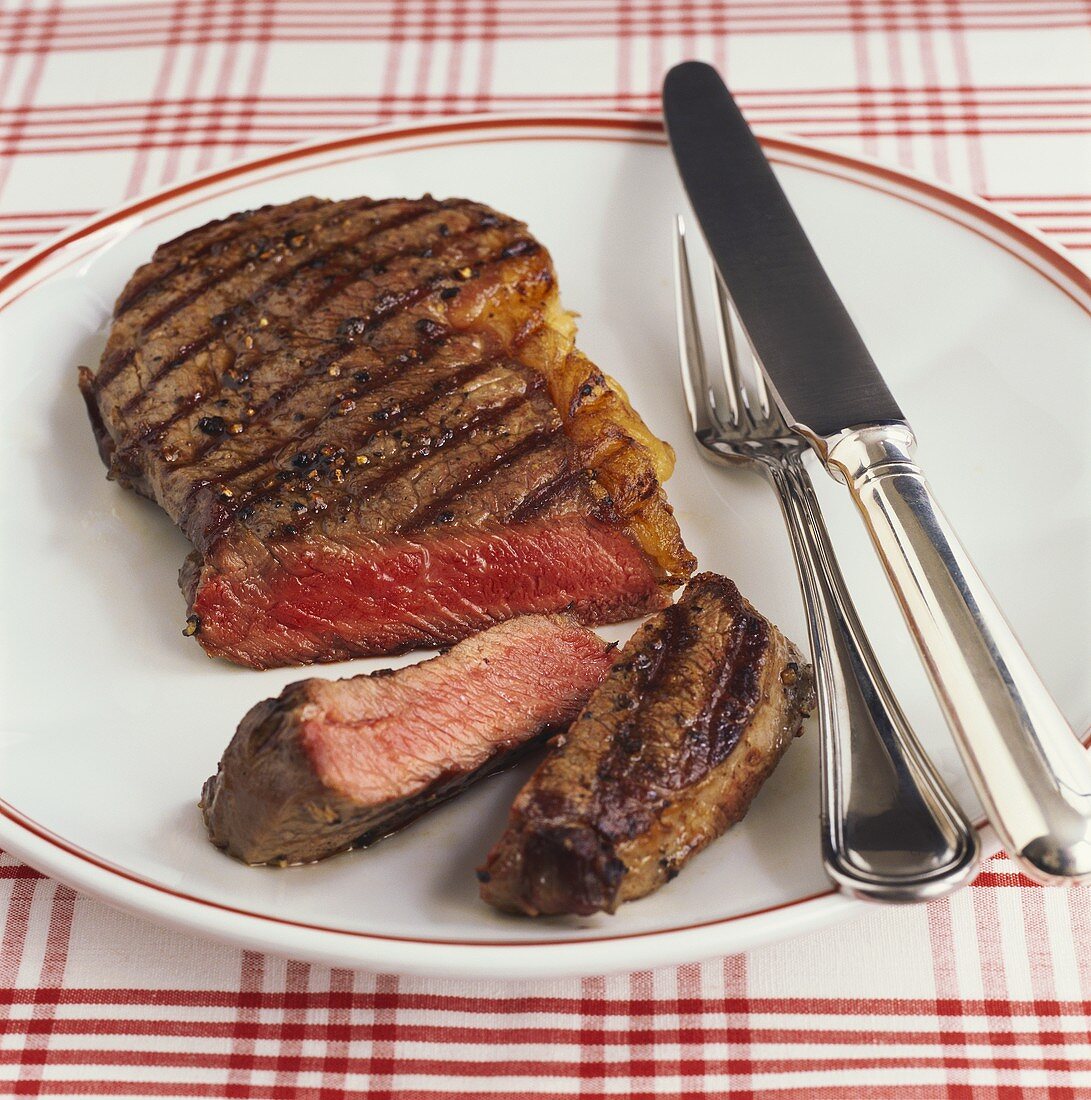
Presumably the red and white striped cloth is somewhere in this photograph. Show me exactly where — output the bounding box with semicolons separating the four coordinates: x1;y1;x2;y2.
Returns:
1;2;1089;1096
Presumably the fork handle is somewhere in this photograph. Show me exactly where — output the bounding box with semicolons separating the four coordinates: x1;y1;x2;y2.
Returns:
765;454;979;901
824;424;1091;884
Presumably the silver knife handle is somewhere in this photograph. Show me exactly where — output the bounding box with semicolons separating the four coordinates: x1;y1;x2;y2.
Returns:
824;424;1091;883
767;454;980;901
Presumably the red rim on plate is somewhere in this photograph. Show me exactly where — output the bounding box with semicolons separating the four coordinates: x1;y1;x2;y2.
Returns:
1;114;1087;963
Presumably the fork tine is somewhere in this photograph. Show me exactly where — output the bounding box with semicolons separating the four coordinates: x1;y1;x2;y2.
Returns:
674;215;722;436
674;216;737;435
711;268;791;431
710;267;754;428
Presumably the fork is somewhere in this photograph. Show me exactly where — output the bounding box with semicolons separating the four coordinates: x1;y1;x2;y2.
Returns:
674;215;980;901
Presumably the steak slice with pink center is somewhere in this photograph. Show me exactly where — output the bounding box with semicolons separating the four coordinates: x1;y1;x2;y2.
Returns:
201;614;616;865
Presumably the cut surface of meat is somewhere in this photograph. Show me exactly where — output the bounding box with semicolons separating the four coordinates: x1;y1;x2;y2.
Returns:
201;614;616;866
80;195;693;668
478;573;816;916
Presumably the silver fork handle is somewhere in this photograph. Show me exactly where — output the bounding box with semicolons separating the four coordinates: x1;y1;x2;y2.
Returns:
763;450;980;901
824;424;1091;884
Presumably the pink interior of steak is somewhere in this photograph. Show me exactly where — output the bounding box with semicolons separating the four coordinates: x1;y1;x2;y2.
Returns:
187;515;664;669
298;616;615;804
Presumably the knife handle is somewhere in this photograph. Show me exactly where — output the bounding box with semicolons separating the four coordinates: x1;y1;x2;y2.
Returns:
824;424;1091;883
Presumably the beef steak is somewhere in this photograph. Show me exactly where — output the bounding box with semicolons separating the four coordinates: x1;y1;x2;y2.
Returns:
201;614;616;866
79;196;694;668
478;573;816;916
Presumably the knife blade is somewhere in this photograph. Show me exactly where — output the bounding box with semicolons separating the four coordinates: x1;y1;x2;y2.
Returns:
662;59;904;441
661;59;1091;886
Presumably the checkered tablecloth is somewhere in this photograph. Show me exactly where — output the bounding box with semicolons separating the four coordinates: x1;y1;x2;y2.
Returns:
2;2;1089;1097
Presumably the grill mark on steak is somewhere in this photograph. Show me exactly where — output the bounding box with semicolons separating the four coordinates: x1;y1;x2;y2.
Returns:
689;606;770;774
100;198;452;399
505;465;589;523
398;423;563;534
113;199;325;318
592;603;683;792
590;594;770;843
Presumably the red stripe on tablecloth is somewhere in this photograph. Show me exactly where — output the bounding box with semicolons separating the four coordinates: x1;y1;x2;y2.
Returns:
0;873;38;1066
367;974;400;1098
615;0;629;112
0;0;1086;19
270;959;311;1096
125;0;187;198
0;1;1086;32
7;105;1091;132
225;951;264;1096
3;1018;1089;1047
230;0;275;159
2;987;1089;1015
1;17;1089;51
6;1048;1091;1076
727;954;753;1094
2;6;1088;32
623;971;650;1090
677;963;706;1100
1022;888;1077;1097
12;96;1091;122
411;0;440;125
972;869;1043;887
377;0;409;130
578;975;606;1090
15;885;75;1093
472;0;498;112
647;0;664;106
193;0;245;174
5;85;1091;113
441;0;467;115
158;0;213;184
0;4;29;119
0;1;60;201
882;0;914;167
973;872;1020;1098
930;897;970;1094
0;1089;1028;1100
320;968;356;1092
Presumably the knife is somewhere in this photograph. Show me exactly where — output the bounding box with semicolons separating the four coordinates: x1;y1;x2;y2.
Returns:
663;59;1091;885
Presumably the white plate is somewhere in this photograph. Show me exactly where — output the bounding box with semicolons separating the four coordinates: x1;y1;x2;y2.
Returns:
0;115;1088;979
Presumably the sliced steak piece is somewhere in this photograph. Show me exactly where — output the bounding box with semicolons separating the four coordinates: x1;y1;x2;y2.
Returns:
201;614;616;866
478;573;816;916
80;196;694;668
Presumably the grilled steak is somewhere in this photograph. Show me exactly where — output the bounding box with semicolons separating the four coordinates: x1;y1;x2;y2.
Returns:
478;573;815;915
202;614;616;865
79;196;693;668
